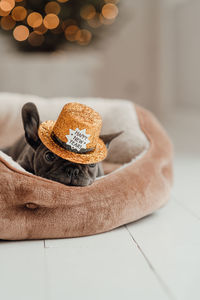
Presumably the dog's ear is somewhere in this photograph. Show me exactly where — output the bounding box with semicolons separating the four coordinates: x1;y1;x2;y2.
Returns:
100;131;123;148
22;102;41;150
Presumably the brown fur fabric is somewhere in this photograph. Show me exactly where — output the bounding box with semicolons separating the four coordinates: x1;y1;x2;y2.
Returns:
0;105;173;240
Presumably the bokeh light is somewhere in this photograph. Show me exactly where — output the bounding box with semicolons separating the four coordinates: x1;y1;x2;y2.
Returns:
0;7;10;17
12;6;27;21
87;13;101;28
76;29;92;46
34;23;48;35
64;25;79;42
44;14;59;29
1;15;15;30
28;31;44;47
27;12;43;28
0;0;119;50
57;0;69;3
45;2;61;15
13;25;29;41
102;3;118;20
80;5;96;20
0;0;15;12
99;14;115;25
62;19;77;30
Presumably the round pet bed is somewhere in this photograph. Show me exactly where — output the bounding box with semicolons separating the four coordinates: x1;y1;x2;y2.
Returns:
0;94;173;240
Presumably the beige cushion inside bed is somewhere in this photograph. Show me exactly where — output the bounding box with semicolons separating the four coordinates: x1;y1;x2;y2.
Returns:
0;93;148;164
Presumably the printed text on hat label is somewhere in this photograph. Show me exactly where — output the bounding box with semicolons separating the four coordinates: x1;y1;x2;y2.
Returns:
66;128;90;152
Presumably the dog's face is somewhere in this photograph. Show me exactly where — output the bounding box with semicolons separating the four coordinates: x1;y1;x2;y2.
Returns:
33;143;99;186
22;103;122;187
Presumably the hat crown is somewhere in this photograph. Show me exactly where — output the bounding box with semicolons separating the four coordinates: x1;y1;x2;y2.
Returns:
53;103;102;151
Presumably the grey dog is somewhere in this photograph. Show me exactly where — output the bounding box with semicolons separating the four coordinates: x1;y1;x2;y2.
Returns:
2;103;121;186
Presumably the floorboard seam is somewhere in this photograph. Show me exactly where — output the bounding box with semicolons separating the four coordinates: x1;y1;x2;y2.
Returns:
125;225;176;300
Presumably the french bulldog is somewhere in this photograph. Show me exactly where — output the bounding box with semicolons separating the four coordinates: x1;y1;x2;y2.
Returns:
2;103;122;187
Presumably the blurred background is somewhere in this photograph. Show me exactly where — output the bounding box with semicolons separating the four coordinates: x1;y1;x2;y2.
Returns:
0;0;199;157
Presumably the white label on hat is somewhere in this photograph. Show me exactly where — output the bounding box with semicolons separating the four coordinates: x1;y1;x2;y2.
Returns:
66;128;90;152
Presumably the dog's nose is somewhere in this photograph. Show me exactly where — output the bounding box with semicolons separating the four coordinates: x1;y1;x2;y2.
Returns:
66;167;79;178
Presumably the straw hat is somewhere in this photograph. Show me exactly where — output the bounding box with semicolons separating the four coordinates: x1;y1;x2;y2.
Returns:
38;102;107;164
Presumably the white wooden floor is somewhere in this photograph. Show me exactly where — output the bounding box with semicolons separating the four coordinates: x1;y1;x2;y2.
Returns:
0;155;199;300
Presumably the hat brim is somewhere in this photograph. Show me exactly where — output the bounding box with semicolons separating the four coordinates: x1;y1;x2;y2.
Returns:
38;121;107;164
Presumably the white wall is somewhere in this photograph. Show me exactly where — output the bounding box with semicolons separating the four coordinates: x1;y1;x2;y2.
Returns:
1;0;199;115
158;0;200;156
174;0;200;109
0;0;159;113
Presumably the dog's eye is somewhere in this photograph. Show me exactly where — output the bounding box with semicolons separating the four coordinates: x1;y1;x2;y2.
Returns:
89;164;96;168
45;151;56;162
